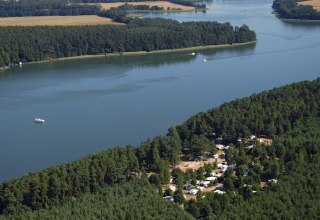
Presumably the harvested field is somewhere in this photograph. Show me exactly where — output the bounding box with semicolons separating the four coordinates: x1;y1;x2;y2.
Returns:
0;15;123;26
86;1;195;11
299;0;320;10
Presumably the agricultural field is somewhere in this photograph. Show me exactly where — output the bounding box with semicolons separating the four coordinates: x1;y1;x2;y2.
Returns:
86;1;195;11
299;0;320;10
0;15;123;26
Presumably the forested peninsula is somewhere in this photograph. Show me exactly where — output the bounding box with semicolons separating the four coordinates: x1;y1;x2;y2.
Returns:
1;78;320;219
0;18;256;68
272;0;320;20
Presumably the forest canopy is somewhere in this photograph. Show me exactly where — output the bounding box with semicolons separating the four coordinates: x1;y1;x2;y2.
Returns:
3;180;193;220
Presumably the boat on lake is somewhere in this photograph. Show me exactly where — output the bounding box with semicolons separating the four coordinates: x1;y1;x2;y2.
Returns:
34;118;45;123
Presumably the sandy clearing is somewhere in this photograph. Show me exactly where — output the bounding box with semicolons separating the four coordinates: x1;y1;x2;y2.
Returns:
174;150;227;172
174;158;222;172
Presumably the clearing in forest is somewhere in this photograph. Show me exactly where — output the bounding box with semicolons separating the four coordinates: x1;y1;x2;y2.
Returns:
0;15;123;26
174;150;226;172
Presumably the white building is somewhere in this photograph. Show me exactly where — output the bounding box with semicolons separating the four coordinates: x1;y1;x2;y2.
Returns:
189;189;199;195
206;176;217;181
213;190;226;194
216;144;225;150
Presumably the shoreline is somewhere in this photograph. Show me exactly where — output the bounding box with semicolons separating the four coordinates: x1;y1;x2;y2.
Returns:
127;8;207;13
281;18;320;22
24;41;257;65
272;11;320;22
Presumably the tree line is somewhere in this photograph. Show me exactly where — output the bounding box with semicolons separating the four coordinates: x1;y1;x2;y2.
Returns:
0;0;101;17
113;3;165;11
0;18;256;66
272;0;320;20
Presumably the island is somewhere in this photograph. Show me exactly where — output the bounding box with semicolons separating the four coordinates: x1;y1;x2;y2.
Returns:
0;78;319;219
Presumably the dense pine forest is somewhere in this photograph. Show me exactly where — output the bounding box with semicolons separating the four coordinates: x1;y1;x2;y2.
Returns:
3;180;193;219
0;0;101;17
0;19;256;67
0;78;319;219
272;0;320;20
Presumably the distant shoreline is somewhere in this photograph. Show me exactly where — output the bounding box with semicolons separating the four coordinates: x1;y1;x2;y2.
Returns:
126;7;208;13
281;18;320;22
26;41;257;65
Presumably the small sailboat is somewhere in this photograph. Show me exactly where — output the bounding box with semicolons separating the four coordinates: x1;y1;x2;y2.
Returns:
34;118;45;123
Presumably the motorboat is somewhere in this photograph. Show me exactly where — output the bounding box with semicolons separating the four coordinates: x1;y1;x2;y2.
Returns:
34;118;45;123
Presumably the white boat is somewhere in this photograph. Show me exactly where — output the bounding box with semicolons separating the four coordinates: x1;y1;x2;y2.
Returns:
203;59;207;62
34;118;45;123
191;52;196;56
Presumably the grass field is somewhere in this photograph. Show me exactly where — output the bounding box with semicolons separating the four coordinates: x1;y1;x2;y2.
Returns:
86;1;195;11
0;15;123;26
299;0;320;11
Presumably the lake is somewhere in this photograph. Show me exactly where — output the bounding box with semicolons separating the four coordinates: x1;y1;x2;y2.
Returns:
0;0;319;182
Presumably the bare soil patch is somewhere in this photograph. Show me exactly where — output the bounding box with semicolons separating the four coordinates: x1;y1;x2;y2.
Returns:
0;15;123;26
260;181;267;188
184;193;196;201
174;157;225;172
